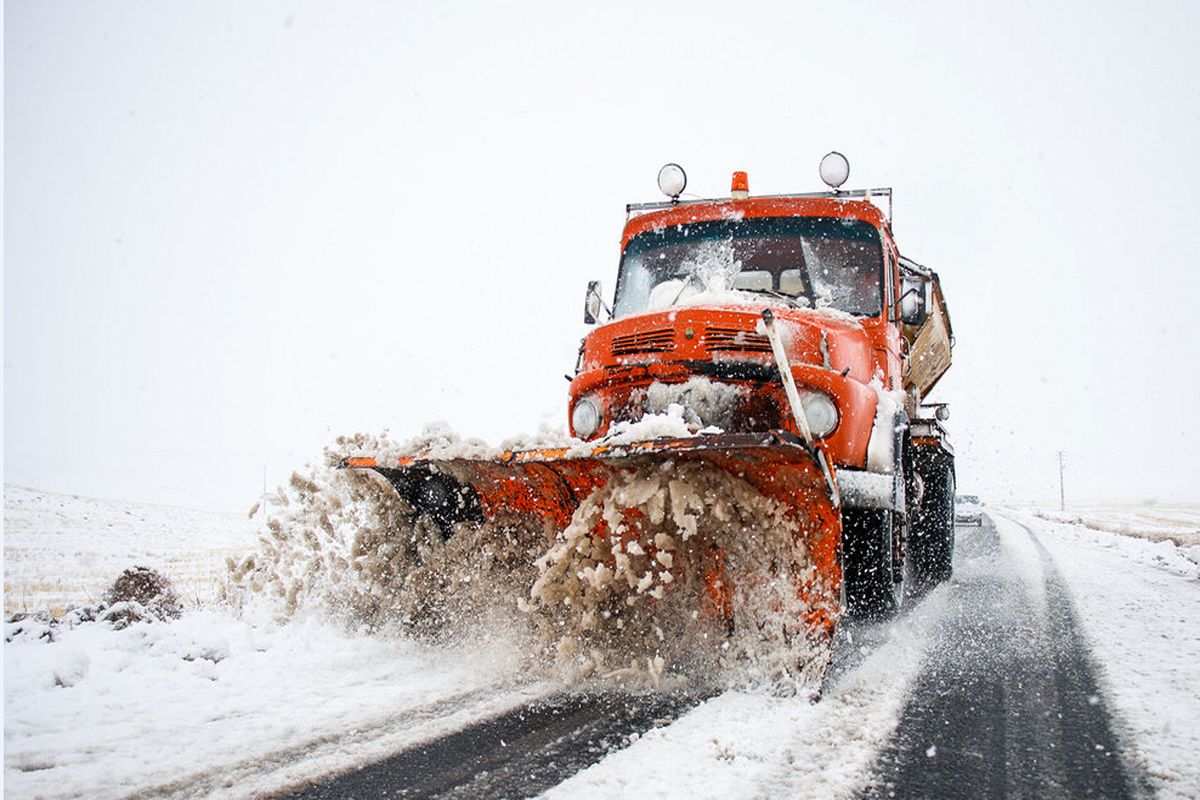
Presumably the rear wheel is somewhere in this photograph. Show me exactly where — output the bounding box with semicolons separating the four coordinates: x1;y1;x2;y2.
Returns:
842;508;908;619
911;456;955;588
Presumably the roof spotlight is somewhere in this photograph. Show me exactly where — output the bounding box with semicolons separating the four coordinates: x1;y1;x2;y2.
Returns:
819;151;850;190
657;163;687;200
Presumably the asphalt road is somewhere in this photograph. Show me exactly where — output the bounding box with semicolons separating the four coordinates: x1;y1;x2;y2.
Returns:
861;515;1143;799
283;514;1144;799
279;690;707;800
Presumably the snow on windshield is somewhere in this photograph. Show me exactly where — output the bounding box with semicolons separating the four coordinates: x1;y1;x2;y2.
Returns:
615;216;884;319
644;238;742;309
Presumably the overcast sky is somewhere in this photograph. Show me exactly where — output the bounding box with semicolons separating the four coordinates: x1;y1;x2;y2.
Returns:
6;1;1199;511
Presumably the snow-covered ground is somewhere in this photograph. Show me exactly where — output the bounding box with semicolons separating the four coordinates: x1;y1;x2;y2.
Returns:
546;505;1200;799
1031;502;1200;549
4;485;552;799
5;488;1198;798
999;507;1200;800
4;485;259;615
4;609;547;799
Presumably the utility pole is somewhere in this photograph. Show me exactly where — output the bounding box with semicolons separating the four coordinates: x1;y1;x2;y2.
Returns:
1057;451;1066;511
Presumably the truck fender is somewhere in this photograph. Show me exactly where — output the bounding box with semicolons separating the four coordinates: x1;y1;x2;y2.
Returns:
838;407;908;512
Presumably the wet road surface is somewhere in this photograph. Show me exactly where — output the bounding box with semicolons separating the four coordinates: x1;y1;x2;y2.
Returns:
283;515;1143;799
861;515;1142;799
279;690;706;800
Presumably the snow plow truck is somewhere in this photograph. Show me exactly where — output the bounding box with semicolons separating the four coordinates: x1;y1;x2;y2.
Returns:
344;153;956;653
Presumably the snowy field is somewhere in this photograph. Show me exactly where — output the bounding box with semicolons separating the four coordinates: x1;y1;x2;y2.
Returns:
3;485;556;798
4;488;1199;798
1031;502;1200;549
4;486;259;615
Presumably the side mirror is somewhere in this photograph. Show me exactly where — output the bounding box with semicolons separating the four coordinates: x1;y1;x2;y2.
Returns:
900;276;928;326
584;280;605;324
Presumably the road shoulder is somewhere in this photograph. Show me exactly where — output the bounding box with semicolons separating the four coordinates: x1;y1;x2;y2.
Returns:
1005;509;1200;800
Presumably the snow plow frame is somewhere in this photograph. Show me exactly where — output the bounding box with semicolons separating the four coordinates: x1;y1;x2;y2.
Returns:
342;431;845;636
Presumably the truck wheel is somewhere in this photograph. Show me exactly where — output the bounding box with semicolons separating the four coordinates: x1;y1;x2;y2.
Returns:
911;459;955;588
842;508;907;619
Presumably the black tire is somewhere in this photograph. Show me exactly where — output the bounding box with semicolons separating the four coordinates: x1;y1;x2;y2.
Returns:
911;455;955;588
842;508;907;619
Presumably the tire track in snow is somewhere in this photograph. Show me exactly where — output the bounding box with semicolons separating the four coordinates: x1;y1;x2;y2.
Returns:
274;597;945;800
861;514;1142;799
129;682;556;800
277;690;708;800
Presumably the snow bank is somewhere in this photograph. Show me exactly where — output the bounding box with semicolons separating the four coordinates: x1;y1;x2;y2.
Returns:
1033;503;1200;552
4;608;539;799
1002;508;1200;799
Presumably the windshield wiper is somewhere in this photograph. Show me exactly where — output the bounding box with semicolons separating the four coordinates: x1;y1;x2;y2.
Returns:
743;288;809;309
670;273;705;306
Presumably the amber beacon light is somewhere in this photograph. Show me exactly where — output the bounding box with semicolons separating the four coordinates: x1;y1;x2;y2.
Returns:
731;170;749;199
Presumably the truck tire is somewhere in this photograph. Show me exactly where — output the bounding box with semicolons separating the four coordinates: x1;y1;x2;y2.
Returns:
911;457;955;588
842;508;907;619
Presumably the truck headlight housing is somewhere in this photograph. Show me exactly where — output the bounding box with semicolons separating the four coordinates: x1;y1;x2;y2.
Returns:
572;398;601;439
799;391;839;438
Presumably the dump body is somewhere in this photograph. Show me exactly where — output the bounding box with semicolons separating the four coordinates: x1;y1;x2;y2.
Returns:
900;257;954;402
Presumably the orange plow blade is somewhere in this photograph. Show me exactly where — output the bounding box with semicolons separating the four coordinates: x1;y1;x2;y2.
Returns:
343;431;843;640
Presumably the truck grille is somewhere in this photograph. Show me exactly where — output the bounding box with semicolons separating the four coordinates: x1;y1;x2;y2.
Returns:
703;326;772;353
611;329;675;356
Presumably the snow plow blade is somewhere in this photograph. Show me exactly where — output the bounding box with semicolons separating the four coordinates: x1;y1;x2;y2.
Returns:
342;431;843;635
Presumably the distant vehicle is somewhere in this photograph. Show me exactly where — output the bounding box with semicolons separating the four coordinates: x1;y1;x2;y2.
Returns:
956;494;983;525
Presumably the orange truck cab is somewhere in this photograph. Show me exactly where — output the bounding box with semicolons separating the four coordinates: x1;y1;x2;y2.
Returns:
572;159;957;616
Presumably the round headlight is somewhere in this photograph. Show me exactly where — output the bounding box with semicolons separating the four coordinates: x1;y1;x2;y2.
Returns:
572;398;601;439
799;391;839;438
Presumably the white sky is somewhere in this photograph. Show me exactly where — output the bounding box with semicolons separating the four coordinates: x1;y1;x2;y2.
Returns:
5;1;1199;511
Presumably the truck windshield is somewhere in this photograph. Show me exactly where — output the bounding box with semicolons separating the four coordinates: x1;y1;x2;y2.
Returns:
614;216;884;318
